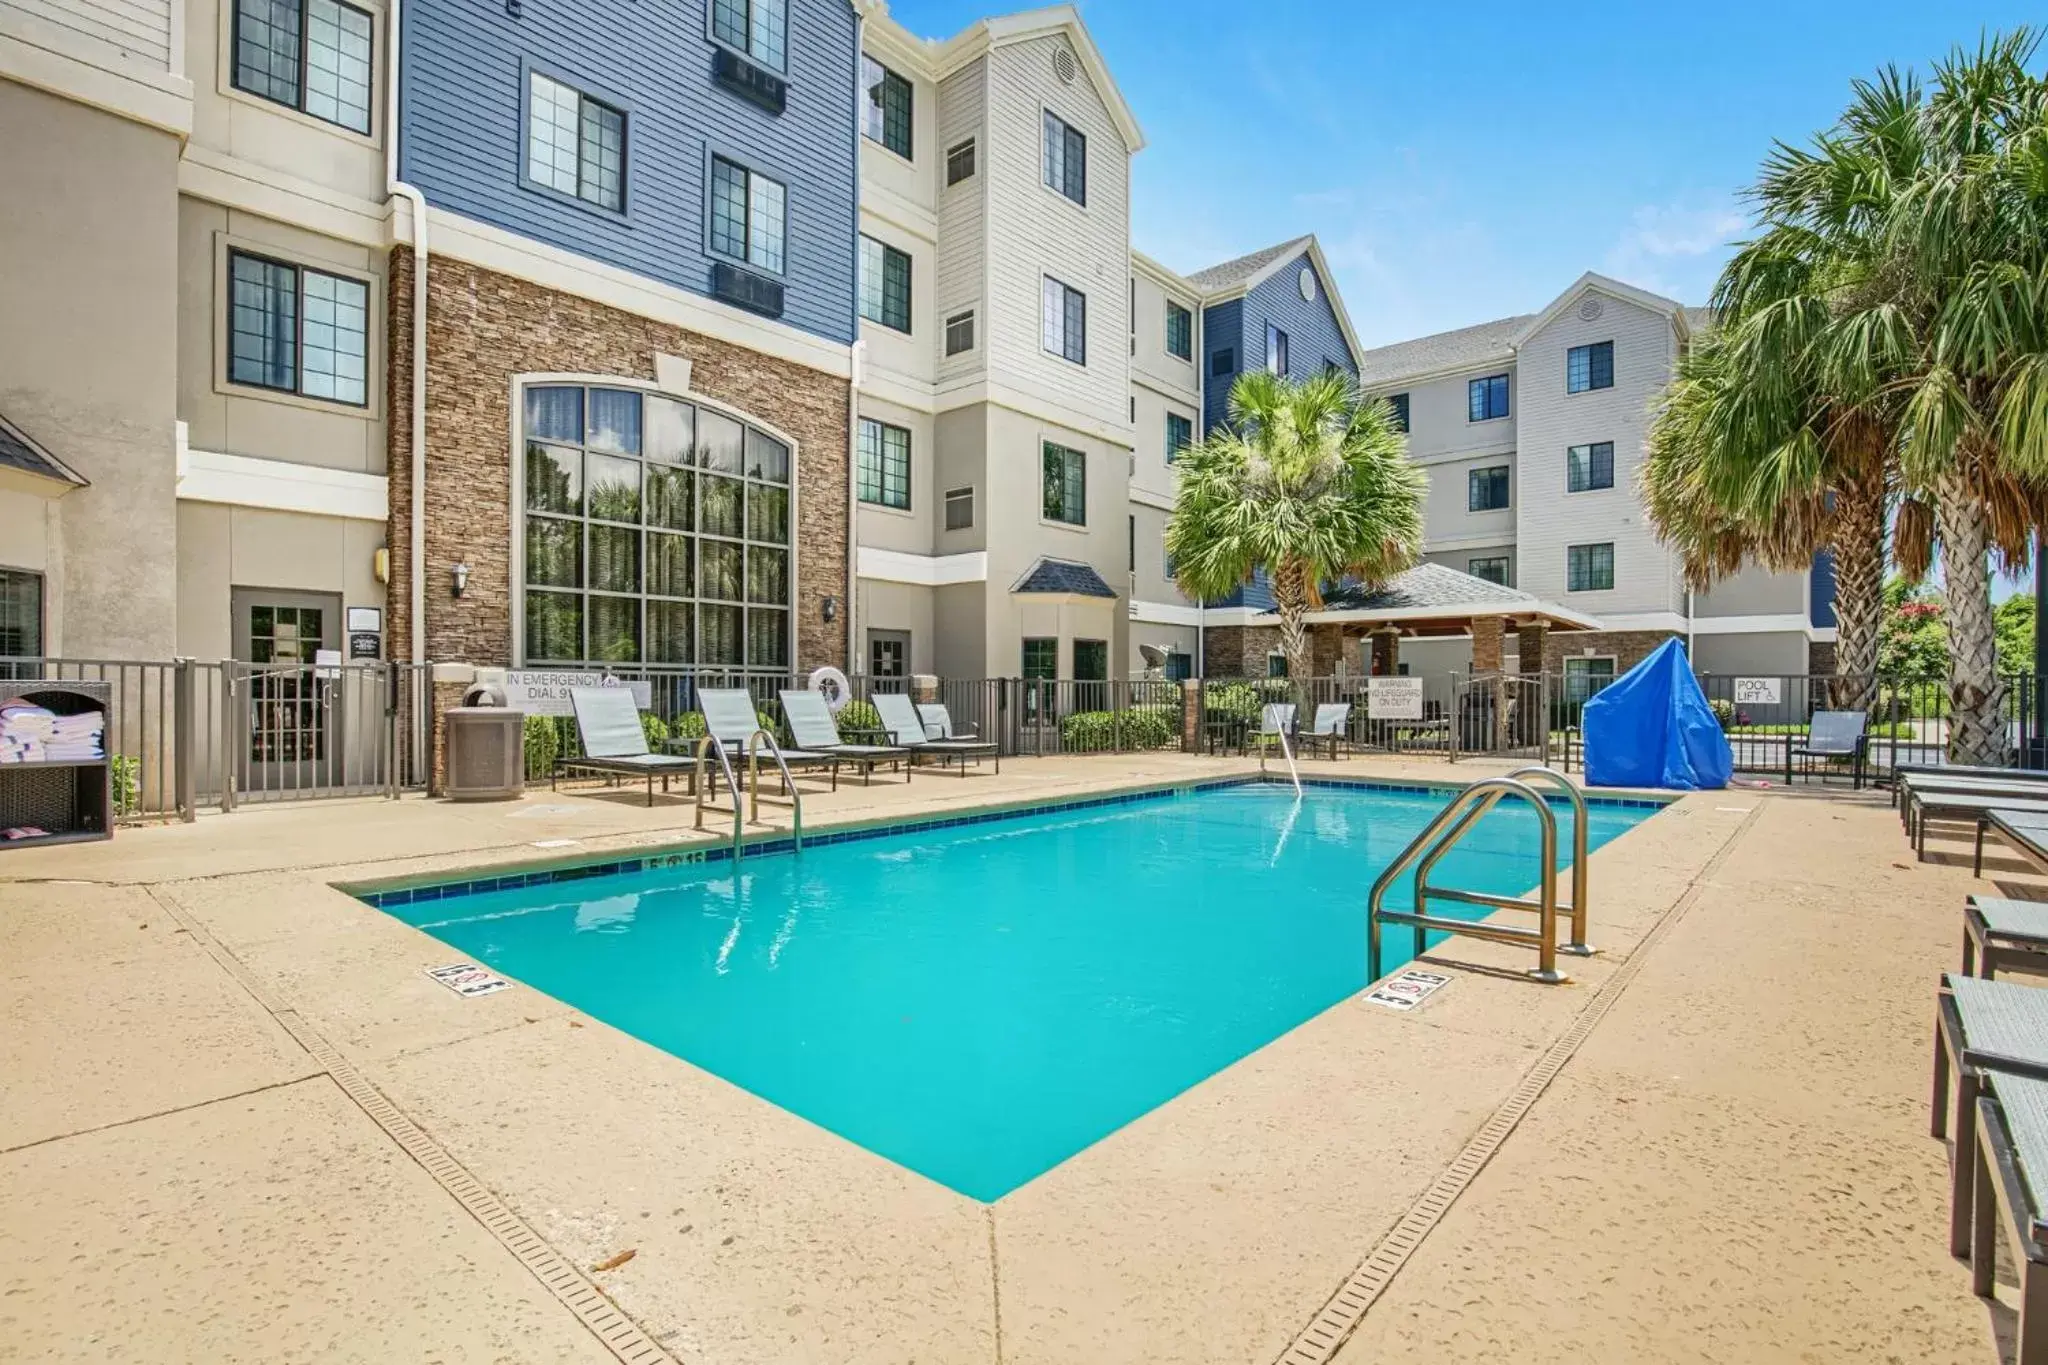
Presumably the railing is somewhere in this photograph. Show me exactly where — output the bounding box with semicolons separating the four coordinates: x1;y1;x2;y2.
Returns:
1256;703;1303;795
1367;771;1588;985
692;735;745;863
743;729;803;852
1505;765;1594;956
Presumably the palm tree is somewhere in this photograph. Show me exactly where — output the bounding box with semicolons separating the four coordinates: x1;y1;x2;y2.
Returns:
1165;369;1425;689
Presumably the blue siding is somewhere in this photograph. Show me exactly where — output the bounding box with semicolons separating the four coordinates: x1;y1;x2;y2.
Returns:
1201;296;1242;434
1244;251;1356;382
1810;550;1837;628
401;0;858;345
1210;570;1276;611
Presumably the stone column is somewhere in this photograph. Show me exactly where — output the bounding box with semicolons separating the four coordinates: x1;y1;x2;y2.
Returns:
1310;627;1342;678
1371;630;1400;677
1471;616;1505;673
1181;678;1203;752
1514;620;1548;745
427;663;476;797
1515;620;1548;678
909;673;940;705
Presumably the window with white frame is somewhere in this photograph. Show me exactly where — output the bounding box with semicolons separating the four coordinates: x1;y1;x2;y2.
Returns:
710;0;786;71
1042;441;1085;524
1467;464;1510;512
1165;300;1192;360
1265;323;1289;376
1042;110;1086;205
0;568;42;661
1567;542;1614;592
228;249;369;405
858;236;911;332
862;56;912;158
1567;340;1614;393
944;309;975;356
945;138;976;185
1166;412;1192;463
944;485;974;531
1042;276;1086;364
1567;441;1614;492
856;417;910;510
1467;555;1511;586
527;71;625;212
233;0;374;134
709;155;785;273
1468;372;1510;421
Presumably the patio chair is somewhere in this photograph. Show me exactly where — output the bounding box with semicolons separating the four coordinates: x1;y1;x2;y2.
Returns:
872;692;999;776
697;688;841;794
1933;973;2048;1263
777;689;910;785
1964;894;2048;980
1785;709;1868;789
1906;792;2048;866
559;687;696;807
1966;1069;2048;1357
1299;702;1352;760
916;702;981;741
1984;808;2048;880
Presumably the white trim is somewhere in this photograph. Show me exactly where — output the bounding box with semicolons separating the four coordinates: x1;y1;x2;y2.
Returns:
0;17;194;136
1130;598;1201;627
176;445;389;521
1810;626;1837;643
1128;484;1175;512
1509;271;1683;349
1688;613;1815;637
1421;529;1520;552
857;546;988;586
1594;611;1691;633
179;145;391;248
419;208;856;380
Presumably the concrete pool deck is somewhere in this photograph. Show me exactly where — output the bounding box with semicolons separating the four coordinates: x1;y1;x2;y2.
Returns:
0;752;2019;1362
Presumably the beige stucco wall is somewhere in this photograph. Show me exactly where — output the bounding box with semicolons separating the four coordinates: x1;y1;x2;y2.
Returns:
176;501;386;662
1694;562;1809;618
852;578;937;677
1689;630;1811;679
852;393;935;555
933;581;987;678
0;83;181;659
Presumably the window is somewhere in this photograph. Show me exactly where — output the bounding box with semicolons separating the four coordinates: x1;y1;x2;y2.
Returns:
944;309;975;356
1164;548;1176;580
945;137;976;185
1383;392;1410;432
1211;347;1235;377
1164;651;1192;682
1265;323;1289;376
1468;372;1510;421
1467;555;1511;586
0;569;42;660
527;72;625;213
869;630;909;679
1042;276;1086;364
1564;656;1617;703
519;384;792;667
1567;542;1615;592
1127;514;1135;573
1267;652;1289;679
1568;441;1614;492
1022;637;1058;678
1166;412;1192;463
944;485;974;531
710;0;786;71
233;0;373;134
1567;340;1614;394
1042;441;1086;525
228;249;369;405
856;418;910;510
861;56;912;158
1042;109;1086;205
1165;301;1192;360
858;235;911;332
709;156;785;273
1467;464;1510;512
1073;639;1108;682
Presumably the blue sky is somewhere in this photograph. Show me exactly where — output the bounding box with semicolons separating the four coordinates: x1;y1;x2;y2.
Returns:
885;0;2037;347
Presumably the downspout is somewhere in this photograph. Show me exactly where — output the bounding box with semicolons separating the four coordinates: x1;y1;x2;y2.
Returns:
385;0;429;667
845;8;866;672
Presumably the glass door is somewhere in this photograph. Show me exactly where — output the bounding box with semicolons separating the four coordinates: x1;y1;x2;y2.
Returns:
232;589;342;794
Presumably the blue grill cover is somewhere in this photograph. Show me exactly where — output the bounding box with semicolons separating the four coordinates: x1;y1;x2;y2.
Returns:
1582;638;1732;790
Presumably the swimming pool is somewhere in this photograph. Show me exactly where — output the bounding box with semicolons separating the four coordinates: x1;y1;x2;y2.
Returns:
366;780;1659;1201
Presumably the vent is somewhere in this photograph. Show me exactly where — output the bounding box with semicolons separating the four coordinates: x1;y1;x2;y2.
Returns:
1052;47;1076;83
711;261;785;318
1299;266;1317;302
712;47;787;116
1578;295;1604;321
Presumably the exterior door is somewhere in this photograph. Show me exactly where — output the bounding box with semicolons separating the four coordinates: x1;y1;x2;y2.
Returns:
1020;636;1058;748
232;589;343;794
867;629;909;681
1073;638;1108;712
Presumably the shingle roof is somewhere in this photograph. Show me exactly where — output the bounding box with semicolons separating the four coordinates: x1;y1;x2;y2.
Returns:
1185;236;1313;293
1012;557;1117;598
1352;314;1532;387
0;414;86;487
1319;561;1541;613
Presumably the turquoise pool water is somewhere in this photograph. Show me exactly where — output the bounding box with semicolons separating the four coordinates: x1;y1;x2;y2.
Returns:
373;782;1657;1201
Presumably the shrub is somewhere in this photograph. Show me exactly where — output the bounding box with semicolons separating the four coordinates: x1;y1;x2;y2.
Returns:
640;711;670;751
522;713;570;779
109;754;139;816
836;698;882;735
1708;698;1735;731
1059;705;1176;752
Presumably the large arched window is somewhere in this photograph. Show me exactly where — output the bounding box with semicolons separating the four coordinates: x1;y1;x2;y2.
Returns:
518;383;792;667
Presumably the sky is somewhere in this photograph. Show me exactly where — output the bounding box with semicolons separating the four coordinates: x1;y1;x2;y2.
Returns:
883;0;2039;347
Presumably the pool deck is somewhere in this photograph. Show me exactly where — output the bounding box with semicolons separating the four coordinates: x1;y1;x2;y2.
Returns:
0;752;2016;1363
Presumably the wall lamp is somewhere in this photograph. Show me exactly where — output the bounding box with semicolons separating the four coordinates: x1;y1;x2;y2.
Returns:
822;594;839;624
452;562;471;599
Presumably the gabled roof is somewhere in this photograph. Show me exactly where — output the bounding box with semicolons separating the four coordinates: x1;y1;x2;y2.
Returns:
1011;556;1117;598
1507;271;1685;349
0;412;88;492
1185;235;1314;293
1352;314;1531;387
1253;561;1601;632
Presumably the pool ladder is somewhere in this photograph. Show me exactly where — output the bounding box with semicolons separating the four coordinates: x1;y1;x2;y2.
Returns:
1366;766;1594;985
692;730;805;864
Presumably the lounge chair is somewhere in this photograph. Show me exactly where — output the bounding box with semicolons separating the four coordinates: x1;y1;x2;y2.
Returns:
1985;808;2048;879
1906;791;2048;865
558;687;695;807
872;692;999;776
1785;709;1868;789
1299;702;1352;760
916;702;980;742
1964;894;2048;980
777;689;910;785
1965;1069;2048;1355
1933;973;2048;1262
697;688;841;793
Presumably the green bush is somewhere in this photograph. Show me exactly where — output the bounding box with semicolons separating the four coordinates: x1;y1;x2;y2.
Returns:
640;711;670;751
1059;705;1175;752
1708;698;1735;731
836;698;882;735
1203;680;1289;726
522;713;571;779
109;753;139;817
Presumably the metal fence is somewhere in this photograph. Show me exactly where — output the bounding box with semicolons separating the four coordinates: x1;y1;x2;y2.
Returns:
0;658;433;821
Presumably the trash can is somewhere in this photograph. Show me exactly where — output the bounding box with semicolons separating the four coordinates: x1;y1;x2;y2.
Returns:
443;706;525;801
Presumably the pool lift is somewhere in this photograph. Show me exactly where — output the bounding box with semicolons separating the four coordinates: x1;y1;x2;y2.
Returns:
1256;702;1304;798
1366;765;1593;985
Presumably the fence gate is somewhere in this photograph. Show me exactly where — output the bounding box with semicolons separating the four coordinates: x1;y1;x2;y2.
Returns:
1450;672;1549;764
227;660;416;803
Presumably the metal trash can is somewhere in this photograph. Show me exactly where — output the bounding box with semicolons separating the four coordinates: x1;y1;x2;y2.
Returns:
444;706;525;801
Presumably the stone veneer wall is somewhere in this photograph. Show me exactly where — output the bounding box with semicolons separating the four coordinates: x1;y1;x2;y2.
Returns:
1202;624;1282;678
386;253;850;670
1541;630;1681;676
1807;640;1837;675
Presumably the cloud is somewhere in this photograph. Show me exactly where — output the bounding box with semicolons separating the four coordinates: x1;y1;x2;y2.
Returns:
1601;198;1748;302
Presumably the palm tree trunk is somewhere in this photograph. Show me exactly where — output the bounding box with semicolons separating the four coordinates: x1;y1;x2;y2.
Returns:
1271;559;1313;706
1935;468;2009;765
1828;475;1885;713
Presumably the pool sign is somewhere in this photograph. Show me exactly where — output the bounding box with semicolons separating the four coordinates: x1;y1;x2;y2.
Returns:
1367;676;1424;720
1364;969;1451;1012
500;670;652;716
1732;677;1782;706
424;962;513;998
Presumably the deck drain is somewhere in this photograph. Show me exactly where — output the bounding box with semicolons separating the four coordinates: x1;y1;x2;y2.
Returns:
149;889;677;1365
1274;803;1764;1365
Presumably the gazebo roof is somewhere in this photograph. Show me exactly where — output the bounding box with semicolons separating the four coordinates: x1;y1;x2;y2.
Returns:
1257;561;1601;635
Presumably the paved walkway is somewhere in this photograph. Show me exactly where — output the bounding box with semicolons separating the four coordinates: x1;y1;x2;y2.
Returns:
0;757;2018;1362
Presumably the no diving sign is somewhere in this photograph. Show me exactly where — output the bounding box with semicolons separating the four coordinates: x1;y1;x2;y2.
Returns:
425;962;513;998
1364;969;1450;1012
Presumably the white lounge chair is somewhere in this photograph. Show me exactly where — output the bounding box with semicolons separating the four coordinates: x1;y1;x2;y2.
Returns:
558;687;695;806
1300;702;1352;760
872;691;999;776
778;689;910;784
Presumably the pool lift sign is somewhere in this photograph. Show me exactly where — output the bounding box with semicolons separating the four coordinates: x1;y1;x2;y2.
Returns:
1364;969;1450;1012
425;962;513;998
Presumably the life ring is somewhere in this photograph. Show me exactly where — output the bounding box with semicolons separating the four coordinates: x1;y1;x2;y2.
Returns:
807;665;853;712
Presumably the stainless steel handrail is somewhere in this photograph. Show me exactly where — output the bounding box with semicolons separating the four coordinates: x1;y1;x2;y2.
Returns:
744;728;804;853
693;734;745;864
1367;776;1567;984
1507;765;1594;956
